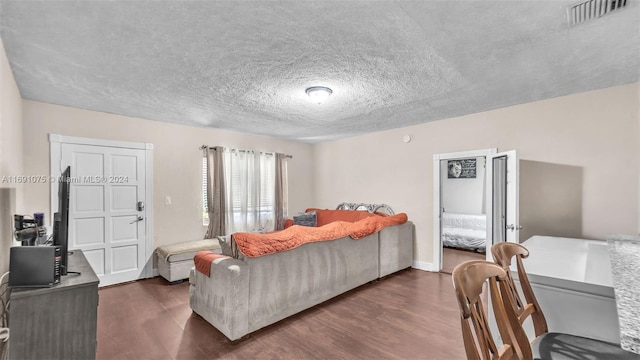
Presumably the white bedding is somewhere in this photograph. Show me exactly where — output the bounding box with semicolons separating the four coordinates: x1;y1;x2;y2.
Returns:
442;212;486;251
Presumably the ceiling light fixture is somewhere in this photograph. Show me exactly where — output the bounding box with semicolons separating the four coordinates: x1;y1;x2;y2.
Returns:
305;86;332;104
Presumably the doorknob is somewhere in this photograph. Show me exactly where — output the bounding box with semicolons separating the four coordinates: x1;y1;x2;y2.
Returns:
506;224;522;231
130;216;144;224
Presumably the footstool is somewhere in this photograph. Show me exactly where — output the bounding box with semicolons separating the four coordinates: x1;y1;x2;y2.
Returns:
156;239;222;284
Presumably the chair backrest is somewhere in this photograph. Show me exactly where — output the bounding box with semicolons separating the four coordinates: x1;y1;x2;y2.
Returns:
452;260;531;360
491;242;548;338
0;272;8;328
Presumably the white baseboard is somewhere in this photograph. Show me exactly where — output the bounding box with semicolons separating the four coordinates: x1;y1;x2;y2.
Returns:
412;261;438;272
152;268;159;277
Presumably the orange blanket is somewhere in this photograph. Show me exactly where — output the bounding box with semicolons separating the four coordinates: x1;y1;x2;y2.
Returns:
233;213;408;257
194;251;230;277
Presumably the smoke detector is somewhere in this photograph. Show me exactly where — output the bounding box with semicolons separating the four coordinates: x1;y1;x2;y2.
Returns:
568;0;628;26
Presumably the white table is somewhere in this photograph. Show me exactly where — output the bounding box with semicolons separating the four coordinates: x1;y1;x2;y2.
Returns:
520;236;619;343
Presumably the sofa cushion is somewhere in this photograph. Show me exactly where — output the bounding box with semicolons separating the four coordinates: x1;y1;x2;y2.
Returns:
293;211;317;227
284;218;294;228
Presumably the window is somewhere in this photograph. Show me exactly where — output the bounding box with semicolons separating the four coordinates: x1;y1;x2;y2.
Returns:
203;149;283;232
224;151;275;232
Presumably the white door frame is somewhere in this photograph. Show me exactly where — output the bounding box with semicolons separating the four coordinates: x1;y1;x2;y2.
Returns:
49;134;154;279
432;148;496;272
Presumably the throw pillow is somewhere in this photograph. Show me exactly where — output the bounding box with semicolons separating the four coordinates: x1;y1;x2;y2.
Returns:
217;235;232;256
217;235;244;260
293;211;317;227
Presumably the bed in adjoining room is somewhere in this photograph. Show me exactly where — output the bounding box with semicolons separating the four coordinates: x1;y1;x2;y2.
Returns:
441;212;486;252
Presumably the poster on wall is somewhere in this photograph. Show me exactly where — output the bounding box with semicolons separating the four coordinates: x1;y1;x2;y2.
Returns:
448;159;476;179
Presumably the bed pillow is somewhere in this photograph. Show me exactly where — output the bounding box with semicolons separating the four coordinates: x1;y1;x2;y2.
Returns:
293;211;317;227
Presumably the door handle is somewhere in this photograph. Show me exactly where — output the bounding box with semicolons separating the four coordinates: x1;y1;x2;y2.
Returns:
130;216;144;224
506;224;522;231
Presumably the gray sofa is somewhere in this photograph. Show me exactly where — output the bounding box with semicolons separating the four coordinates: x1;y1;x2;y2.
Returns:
189;221;414;340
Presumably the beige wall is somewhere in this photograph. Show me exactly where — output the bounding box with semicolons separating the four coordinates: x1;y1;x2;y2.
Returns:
10;77;640;270
21;100;315;252
0;37;24;273
314;83;640;266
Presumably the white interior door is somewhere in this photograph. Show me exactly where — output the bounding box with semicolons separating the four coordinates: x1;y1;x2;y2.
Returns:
486;149;520;345
61;143;147;286
485;150;520;261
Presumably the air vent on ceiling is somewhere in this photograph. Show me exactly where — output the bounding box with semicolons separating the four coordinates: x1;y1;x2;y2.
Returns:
568;0;627;26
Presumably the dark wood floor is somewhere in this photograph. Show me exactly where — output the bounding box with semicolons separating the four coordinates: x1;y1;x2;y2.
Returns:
441;247;486;274
97;269;466;360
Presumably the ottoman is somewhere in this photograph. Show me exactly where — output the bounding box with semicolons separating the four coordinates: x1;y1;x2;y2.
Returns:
156;239;222;283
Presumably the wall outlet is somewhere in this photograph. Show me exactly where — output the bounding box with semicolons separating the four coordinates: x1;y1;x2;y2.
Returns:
164;196;172;205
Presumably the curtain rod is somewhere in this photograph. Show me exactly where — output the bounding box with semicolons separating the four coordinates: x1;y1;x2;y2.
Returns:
200;145;293;159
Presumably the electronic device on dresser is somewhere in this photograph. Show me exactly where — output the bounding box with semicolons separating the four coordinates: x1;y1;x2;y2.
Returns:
8;166;71;288
13;212;46;246
54;165;71;275
8;246;61;288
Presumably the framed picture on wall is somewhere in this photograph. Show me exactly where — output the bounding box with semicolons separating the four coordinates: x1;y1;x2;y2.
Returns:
448;159;476;179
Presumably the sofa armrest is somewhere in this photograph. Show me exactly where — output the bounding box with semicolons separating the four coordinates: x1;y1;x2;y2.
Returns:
379;221;414;277
189;257;249;340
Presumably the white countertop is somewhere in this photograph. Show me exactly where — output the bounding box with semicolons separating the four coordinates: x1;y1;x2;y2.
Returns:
608;234;640;355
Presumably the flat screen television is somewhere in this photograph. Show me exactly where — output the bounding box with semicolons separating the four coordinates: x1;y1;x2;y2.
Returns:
53;166;70;275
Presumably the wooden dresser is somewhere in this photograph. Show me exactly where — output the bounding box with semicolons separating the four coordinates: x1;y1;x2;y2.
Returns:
9;250;99;360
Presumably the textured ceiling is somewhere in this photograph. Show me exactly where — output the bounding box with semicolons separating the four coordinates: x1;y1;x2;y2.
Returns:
0;1;638;143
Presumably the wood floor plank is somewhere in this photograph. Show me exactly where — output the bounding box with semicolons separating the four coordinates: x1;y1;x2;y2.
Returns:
442;247;486;274
97;269;466;359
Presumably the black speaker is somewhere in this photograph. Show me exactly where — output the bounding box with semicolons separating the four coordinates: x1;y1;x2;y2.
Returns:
9;246;61;288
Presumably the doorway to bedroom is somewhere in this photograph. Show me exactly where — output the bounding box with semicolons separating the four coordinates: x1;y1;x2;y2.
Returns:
432;149;496;274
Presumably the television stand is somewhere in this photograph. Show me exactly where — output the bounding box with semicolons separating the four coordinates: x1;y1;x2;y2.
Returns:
9;250;99;360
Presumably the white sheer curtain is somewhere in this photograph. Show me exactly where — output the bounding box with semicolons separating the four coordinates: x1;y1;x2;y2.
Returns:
223;149;276;233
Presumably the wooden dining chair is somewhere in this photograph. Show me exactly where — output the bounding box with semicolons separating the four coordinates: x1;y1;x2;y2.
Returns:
452;260;531;360
491;242;640;360
0;271;9;360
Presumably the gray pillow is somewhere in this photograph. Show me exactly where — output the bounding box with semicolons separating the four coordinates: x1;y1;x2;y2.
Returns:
293;211;317;227
217;235;232;256
216;235;244;260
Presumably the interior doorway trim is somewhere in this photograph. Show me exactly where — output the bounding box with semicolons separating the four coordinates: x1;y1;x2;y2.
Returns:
49;134;155;279
432;148;496;272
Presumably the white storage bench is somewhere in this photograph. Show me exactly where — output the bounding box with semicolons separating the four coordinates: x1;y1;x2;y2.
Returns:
156;239;221;284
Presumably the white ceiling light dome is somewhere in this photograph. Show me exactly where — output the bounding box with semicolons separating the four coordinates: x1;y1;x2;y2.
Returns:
305;86;333;104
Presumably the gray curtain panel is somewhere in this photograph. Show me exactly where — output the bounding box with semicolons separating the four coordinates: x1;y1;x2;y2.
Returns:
204;146;226;239
274;153;288;230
